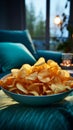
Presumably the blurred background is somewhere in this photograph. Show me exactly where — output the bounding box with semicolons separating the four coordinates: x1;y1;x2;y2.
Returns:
0;0;73;52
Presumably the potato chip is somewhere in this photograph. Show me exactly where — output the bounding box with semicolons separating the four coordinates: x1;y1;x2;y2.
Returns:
49;83;71;94
20;64;32;71
18;64;32;78
34;57;45;66
59;69;70;78
11;69;19;77
16;83;28;94
0;57;73;96
28;91;39;96
45;90;53;95
25;72;38;80
47;59;59;68
8;87;17;92
27;83;43;92
32;63;49;73
38;69;51;83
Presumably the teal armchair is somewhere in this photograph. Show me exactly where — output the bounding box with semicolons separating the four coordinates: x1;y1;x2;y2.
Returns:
0;29;62;78
0;30;73;130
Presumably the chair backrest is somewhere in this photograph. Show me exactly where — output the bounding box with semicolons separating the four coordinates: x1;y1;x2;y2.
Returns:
0;29;37;56
0;42;36;72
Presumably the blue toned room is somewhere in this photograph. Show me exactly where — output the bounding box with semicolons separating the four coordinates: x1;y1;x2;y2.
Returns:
0;0;73;130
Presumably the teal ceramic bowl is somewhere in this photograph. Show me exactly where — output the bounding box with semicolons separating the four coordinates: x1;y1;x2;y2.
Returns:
0;74;73;106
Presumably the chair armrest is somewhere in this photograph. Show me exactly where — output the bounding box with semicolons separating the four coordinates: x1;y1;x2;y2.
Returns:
37;50;62;64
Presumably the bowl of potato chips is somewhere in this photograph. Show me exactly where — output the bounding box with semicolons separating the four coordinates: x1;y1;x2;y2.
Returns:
0;57;73;106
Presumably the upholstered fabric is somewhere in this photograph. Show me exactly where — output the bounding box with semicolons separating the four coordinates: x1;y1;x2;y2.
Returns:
0;90;73;130
0;30;36;56
0;42;36;72
37;50;62;64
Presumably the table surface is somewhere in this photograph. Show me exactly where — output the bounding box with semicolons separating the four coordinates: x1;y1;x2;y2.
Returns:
0;90;73;130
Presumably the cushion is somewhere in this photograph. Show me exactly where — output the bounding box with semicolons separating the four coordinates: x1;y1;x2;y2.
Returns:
0;42;36;72
37;50;62;64
0;30;36;56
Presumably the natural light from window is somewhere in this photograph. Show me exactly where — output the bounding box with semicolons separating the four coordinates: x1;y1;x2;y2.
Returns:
25;0;70;50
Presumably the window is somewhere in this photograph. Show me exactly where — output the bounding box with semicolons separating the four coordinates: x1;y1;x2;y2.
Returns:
50;0;70;37
25;0;46;38
25;0;70;50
